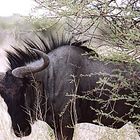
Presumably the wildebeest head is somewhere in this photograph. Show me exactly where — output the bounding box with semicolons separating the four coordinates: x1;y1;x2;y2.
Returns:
0;70;32;136
0;49;49;137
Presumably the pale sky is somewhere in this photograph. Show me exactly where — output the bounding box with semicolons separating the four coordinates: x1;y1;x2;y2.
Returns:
0;0;138;17
0;0;35;17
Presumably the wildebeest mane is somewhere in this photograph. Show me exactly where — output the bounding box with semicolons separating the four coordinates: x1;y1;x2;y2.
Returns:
6;29;95;69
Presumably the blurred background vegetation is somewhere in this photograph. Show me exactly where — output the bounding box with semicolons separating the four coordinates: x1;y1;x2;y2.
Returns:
30;0;140;62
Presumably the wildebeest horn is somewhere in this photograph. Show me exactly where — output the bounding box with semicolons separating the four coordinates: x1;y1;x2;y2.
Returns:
12;49;50;78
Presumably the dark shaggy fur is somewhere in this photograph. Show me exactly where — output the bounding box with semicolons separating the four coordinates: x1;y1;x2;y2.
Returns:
7;29;98;69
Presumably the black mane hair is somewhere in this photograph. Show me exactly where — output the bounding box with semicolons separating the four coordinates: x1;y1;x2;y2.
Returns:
6;28;97;69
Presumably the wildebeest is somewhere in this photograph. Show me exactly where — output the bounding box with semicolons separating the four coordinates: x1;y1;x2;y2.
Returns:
0;29;139;140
